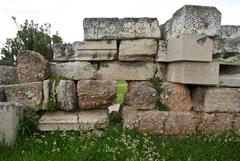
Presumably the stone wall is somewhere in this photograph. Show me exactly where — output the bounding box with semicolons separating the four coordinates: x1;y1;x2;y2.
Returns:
1;4;240;139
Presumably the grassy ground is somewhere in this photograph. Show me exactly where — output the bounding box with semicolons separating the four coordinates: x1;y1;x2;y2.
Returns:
116;81;128;104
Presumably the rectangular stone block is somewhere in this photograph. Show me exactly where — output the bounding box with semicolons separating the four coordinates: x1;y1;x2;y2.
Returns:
219;65;240;87
160;19;172;40
155;40;168;62
167;62;219;85
170;5;221;39
0;66;18;85
83;18;161;40
0;102;23;144
217;25;240;38
167;34;213;62
53;40;117;61
119;39;157;61
192;87;240;112
50;62;97;80
97;62;166;81
0;86;5;102
4;82;43;111
38;109;109;131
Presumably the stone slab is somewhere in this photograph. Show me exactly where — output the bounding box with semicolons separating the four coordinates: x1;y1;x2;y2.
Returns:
160;19;172;40
83;18;161;40
4;82;43;111
0;66;18;85
50;62;97;80
119;39;157;61
219;65;240;87
0;86;5;102
0;102;23;144
155;40;168;62
97;62;166;81
167;62;219;85
167;34;213;62
170;5;221;38
217;25;240;38
38;109;109;131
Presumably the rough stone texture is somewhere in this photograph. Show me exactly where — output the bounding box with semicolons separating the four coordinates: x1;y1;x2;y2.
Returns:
119;39;157;61
167;34;213;62
198;113;233;133
77;80;117;110
164;112;200;135
50;62;97;80
42;80;50;110
170;5;221;38
167;62;219;85
17;50;49;83
217;25;240;38
55;80;77;111
160;82;193;111
4;82;43;111
97;62;166;81
160;19;172;40
213;37;240;65
122;108;169;135
124;81;158;110
38;109;109;131
83;18;161;40
219;65;240;87
0;86;5;102
53;43;73;61
233;114;240;130
192;87;240;112
155;40;168;62
0;102;23;144
0;66;18;85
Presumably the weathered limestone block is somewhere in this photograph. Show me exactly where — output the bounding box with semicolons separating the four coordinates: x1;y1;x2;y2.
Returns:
119;39;157;61
97;62;166;81
167;34;213;62
38;109;109;131
218;25;240;38
160;19;172;40
164;112;200;135
213;37;240;65
77;80;117;110
124;81;158;110
0;86;5;102
198;113;233;133
4;82;43;111
0;66;18;85
192;87;240;112
155;40;168;62
17;50;49;83
170;5;221;38
50;62;97;80
122;108;169;135
42;80;50;110
53;43;73;61
0;102;23;144
55;80;77;111
167;62;219;85
160;82;193;111
83;18;161;40
219;65;240;87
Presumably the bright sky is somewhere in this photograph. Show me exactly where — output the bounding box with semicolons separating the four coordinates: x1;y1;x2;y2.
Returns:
0;0;240;48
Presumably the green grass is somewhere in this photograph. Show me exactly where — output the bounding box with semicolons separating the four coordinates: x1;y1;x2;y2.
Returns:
1;122;240;161
116;81;128;104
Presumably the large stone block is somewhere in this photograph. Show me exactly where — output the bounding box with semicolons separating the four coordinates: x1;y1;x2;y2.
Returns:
53;40;117;61
0;86;5;102
17;50;49;83
217;25;240;38
170;5;221;38
4;82;43;111
0;102;23;144
192;87;240;112
0;66;18;85
160;19;172;40
219;65;240;87
50;62;97;80
155;40;168;62
83;18;161;40
38;109;109;131
97;62;166;81
167;34;213;62
124;81;158;110
160;82;193;111
167;62;219;85
119;39;157;61
77;80;117;110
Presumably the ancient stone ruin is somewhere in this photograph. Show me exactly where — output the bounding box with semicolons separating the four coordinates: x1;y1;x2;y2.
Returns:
1;4;240;143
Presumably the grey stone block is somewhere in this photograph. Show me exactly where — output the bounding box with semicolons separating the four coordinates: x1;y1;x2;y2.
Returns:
97;62;166;81
0;86;5;102
217;25;240;38
0;66;18;85
160;19;172;40
83;18;161;40
119;39;157;61
50;62;97;80
167;62;219;85
155;40;168;62
219;65;240;87
167;34;213;62
0;102;23;144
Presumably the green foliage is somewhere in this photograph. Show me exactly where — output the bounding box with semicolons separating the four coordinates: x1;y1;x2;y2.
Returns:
0;17;63;65
156;100;170;111
116;81;128;104
149;76;163;94
17;108;39;138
